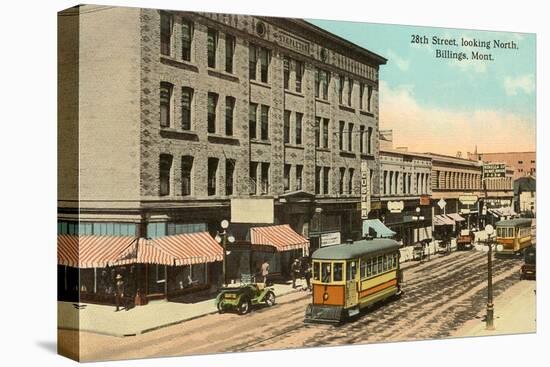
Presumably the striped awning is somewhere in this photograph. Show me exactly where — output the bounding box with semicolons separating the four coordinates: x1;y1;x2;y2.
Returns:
434;215;455;226
250;224;309;252
57;235;136;269
446;213;466;222
114;238;174;266
152;232;223;266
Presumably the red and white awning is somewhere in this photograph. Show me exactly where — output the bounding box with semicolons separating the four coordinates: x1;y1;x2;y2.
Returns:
250;224;309;252
114;238;174;266
433;215;455;226
57;235;136;269
152;232;223;266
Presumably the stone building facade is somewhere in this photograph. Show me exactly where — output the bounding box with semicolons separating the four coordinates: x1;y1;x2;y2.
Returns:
58;6;386;247
467;151;536;180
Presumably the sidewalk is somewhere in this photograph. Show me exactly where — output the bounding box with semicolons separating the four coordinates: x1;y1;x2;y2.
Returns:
58;279;310;337
452;279;536;337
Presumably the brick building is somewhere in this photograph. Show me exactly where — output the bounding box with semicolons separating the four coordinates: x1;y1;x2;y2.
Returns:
58;5;386;288
467;151;536;180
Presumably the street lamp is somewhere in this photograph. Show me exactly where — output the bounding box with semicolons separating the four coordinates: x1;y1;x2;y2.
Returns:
412;207;427;261
216;219;235;286
482;224;497;330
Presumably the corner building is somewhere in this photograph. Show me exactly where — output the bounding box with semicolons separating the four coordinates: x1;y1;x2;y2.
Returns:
58;7;386;257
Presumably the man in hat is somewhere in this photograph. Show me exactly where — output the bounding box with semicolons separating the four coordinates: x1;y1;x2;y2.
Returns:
260;259;270;285
115;273;125;312
291;258;301;288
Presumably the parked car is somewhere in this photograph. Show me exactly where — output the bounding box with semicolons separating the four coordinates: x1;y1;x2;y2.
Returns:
457;229;474;251
519;247;536;280
215;282;276;315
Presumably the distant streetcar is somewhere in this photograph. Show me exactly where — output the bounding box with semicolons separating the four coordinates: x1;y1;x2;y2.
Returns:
495;218;534;256
304;238;402;323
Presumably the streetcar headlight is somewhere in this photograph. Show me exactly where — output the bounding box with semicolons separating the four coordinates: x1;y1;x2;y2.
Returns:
323;292;329;301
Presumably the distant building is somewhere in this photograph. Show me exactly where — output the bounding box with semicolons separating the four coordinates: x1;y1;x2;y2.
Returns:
514;176;536;215
467;150;536;180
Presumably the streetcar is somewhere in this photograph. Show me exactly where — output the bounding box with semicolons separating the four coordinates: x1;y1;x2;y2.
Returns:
495;218;534;256
304;238;402;323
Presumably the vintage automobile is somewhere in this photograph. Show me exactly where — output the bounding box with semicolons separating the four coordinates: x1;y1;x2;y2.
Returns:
456;229;474;251
215;281;276;314
520;247;536;280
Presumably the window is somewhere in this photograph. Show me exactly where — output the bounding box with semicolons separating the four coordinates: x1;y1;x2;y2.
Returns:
181;19;193;61
339;167;346;194
315;167;321;194
323;119;329;148
313;262;320;281
323;167;330;195
295;61;303;93
383;171;388;195
207;29;218;68
207;158;218;196
259;47;270;83
367;127;373;154
333;263;343;281
225;34;235;73
348;123;353;151
319;69;330;100
260;105;269;140
338;75;344;104
260;162;270;194
249;44;257;80
315;69;320;98
518;160;523;164
321;262;332;283
225;159;235;196
346;261;357;281
296;165;303;190
359;126;365;153
367;86;373;111
249;103;257;139
181;87;193;130
283;57;290;89
359;82;364;110
159;154;172;196
348;168;354;194
284;164;291;191
225;96;235;136
207;93;218;133
160;12;172;56
284;110;291;144
250;161;258;194
339;121;345;150
366;259;372;277
377;255;383;273
315;117;321;148
181;156;193;196
295;112;303;145
347;78;353;107
160;82;173;128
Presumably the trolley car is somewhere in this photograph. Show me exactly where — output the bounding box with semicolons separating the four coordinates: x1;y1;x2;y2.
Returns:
304;238;402;323
495;218;534;256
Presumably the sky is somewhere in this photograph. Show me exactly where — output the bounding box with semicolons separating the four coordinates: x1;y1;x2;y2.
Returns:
307;19;536;156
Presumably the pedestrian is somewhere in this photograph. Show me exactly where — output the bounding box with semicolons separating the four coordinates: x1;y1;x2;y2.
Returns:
291;258;301;288
115;273;125;312
260;259;270;285
304;262;312;291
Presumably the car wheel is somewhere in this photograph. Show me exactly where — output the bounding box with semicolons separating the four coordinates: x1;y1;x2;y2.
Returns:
238;299;251;315
265;291;276;307
217;301;225;314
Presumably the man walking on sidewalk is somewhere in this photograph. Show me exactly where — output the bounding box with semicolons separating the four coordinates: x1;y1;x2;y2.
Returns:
261;259;270;285
291;258;301;288
115;274;126;312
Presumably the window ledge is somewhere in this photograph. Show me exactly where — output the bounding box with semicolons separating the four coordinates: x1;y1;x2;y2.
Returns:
360;153;375;160
360;110;375;117
339;104;356;113
207;134;240;145
316;147;331;152
250;80;271;89
250;139;272;146
207;68;239;83
284;143;305;150
284;89;305;98
340;151;357;158
315;97;330;105
160;128;199;141
160;56;199;72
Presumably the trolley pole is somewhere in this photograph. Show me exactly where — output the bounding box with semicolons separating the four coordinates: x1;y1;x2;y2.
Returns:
486;236;494;330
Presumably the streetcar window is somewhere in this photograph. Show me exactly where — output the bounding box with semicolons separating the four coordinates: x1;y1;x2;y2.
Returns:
333;263;343;281
346;261;357;280
313;262;320;281
321;263;332;283
393;253;398;268
377;256;383;273
360;258;367;278
383;256;388;271
366;259;372;277
497;228;502;237
371;258;377;275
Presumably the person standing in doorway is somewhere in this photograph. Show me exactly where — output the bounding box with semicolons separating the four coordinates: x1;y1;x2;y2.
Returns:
261;259;270;285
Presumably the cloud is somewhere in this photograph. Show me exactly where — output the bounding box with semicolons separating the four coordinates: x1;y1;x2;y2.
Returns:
386;50;410;71
504;74;535;96
379;81;535;155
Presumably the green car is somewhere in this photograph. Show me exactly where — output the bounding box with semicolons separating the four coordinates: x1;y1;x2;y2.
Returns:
215;283;276;315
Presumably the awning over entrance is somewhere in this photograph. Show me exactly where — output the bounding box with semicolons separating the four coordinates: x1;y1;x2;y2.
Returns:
362;219;396;238
489;207;517;218
115;238;174;266
152;232;223;266
446;213;465;222
250;224;309;252
57;235;137;269
434;215;455;226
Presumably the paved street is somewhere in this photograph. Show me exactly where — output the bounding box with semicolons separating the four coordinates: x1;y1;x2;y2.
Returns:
59;250;530;362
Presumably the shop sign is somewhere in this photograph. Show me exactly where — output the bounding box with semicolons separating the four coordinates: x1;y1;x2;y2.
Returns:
419;195;431;206
483;163;506;179
459;195;478;205
360;161;371;219
321;232;341;247
437;198;447;210
388;201;404;213
460;208;471;214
